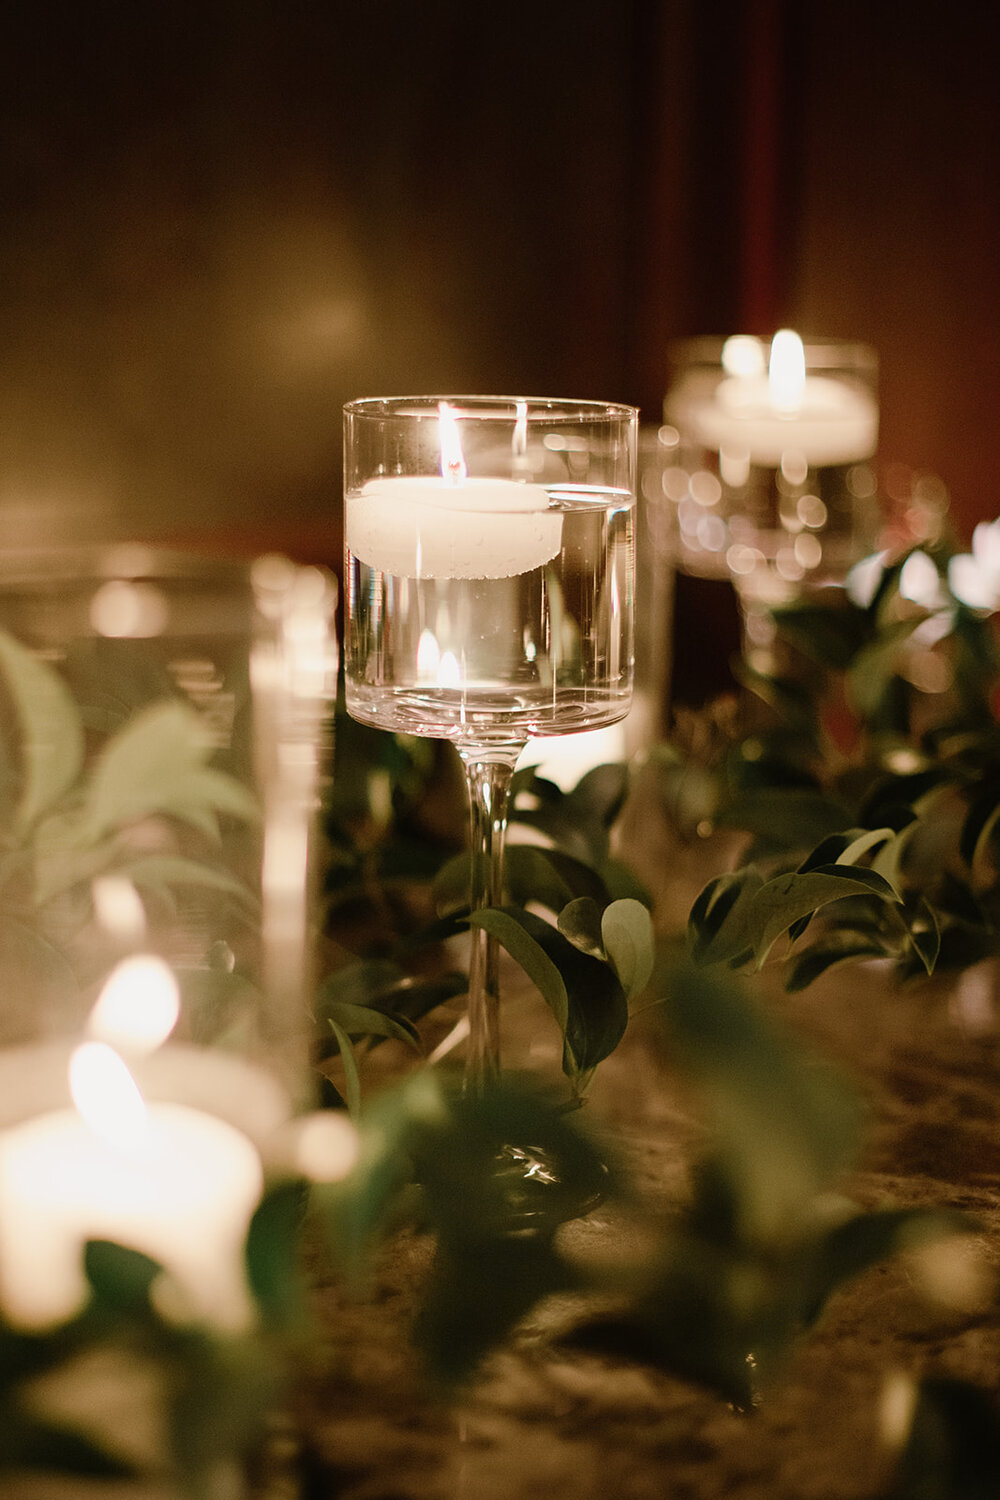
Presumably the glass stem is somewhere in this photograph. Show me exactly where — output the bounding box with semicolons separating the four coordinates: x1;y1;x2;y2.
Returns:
459;745;522;1092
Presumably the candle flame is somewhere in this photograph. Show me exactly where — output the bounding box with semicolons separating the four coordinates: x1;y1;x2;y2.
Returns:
769;329;806;414
88;954;181;1056
438;401;467;484
69;1041;150;1151
721;335;765;379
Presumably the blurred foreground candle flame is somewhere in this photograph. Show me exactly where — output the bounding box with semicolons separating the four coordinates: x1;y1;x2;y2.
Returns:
69;1040;150;1153
86;953;181;1056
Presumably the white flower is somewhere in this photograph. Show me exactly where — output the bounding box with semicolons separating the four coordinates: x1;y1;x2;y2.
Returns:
948;518;1000;612
846;550;888;608
899;550;947;610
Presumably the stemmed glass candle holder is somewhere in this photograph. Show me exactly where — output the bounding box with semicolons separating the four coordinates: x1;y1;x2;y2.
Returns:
344;396;637;1085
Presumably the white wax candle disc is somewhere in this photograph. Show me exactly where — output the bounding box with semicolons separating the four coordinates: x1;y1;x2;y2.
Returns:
347;477;563;579
692;374;878;467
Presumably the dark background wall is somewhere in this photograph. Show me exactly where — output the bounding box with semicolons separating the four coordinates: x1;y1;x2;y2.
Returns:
1;1;997;558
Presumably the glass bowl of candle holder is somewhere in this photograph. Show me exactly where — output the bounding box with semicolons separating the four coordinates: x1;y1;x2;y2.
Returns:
0;545;338;1496
660;335;880;683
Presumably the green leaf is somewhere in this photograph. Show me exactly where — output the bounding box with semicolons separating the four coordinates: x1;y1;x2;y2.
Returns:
505;844;612;911
80;701;257;839
328;1021;363;1119
899;897;941;975
569;761;630;824
836;826;896;866
120;854;257;907
847;621;920;719
317;958;402;1008
316;962;466;1043
316;1072;445;1275
657;961;862;1245
433;844;613;918
83;1239;160;1315
415;1231;574;1385
468;908;569;1033
723;866;903;970
245;1178;309;1329
471;906;628;1080
510;762;628;866
562;1229;768;1409
324;1000;422;1051
0;1410;136;1478
688;867;764;967
871;823;917;892
602;898;655;1003
171;766;260;826
785;932;894;991
165;1335;277;1497
82;700;205;835
962;779;1000;881
431;852;473;915
0;627;85;835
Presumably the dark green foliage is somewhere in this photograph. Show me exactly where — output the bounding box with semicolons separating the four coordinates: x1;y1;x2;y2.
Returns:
659;542;1000;988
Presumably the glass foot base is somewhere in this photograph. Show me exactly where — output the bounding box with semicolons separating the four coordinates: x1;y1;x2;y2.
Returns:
491;1142;609;1229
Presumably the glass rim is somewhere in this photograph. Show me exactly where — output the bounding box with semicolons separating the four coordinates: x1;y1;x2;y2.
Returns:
343;394;639;424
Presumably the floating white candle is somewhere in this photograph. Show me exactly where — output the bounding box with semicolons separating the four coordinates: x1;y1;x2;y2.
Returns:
346;476;563;579
690;330;878;468
0;1042;263;1331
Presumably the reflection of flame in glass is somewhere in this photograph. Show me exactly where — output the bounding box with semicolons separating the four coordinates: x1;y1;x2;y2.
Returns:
69;1041;149;1152
513;400;528;460
91;875;146;941
438;401;467;484
88;954;180;1055
769;329;806;414
416;628;441;680
797;494;828;529
438;651;462;689
417;631;462;688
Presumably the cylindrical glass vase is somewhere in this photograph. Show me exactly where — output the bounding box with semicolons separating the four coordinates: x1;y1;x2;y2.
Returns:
0;546;338;1497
